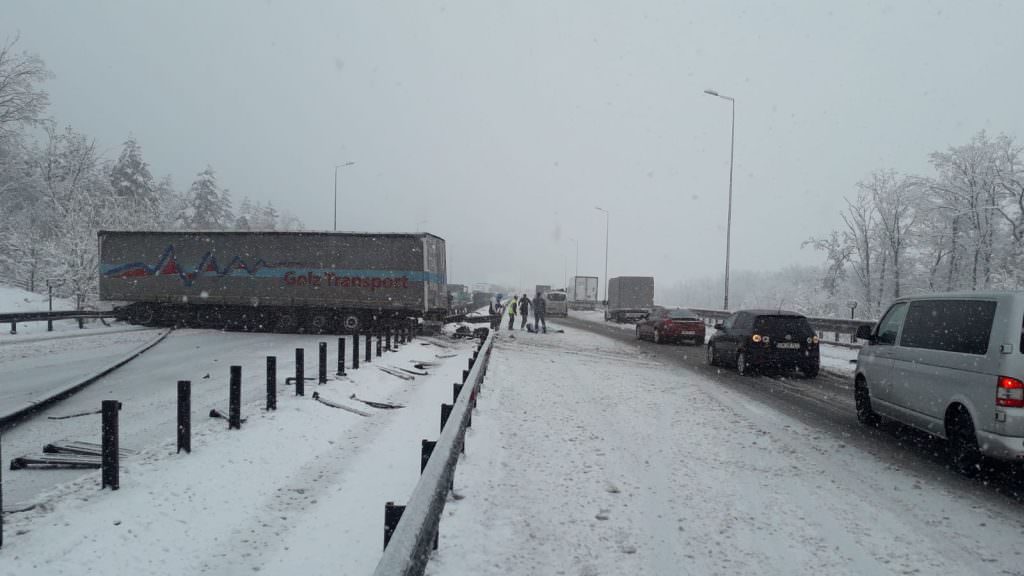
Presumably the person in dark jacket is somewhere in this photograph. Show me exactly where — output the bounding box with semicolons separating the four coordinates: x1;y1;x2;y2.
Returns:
518;293;531;330
533;292;547;333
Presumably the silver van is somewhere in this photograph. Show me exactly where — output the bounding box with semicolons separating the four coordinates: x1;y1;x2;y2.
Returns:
542;290;568;317
854;292;1024;474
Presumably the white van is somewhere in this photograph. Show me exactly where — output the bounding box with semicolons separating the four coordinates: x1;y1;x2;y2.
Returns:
854;291;1024;474
542;290;568;317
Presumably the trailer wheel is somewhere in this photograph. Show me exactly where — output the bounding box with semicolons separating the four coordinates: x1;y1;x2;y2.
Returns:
310;313;331;334
275;314;298;333
341;314;361;332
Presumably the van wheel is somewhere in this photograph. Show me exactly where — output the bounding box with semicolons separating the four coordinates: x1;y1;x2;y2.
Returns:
736;351;751;376
946;407;982;477
854;380;880;426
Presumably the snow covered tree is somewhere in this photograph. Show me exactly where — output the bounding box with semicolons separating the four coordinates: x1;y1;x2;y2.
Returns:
109;136;157;223
186;166;230;230
0;35;52;139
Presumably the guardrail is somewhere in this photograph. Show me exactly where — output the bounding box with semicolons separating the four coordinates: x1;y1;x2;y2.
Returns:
1;310;117;334
373;328;494;576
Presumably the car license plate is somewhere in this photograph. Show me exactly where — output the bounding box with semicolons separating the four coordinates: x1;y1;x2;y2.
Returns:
680;331;695;335
776;343;800;349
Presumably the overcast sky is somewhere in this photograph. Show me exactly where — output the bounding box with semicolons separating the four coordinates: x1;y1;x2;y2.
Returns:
5;0;1024;293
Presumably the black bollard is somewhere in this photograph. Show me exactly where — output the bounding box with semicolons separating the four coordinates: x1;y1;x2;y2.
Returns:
101;400;119;490
177;380;191;453
229;366;241;430
365;332;372;364
383;502;405;551
337;338;346;376
453;383;463;403
469;356;475;372
318;342;327;385
266;356;277;411
376;332;382;357
462;369;468;384
420;439;436;473
353;333;360;370
295;348;305;396
385;328;392;351
440;403;453;434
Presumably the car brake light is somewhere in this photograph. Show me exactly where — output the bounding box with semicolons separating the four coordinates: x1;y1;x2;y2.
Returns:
997;376;1024;408
807;336;819;345
752;334;762;343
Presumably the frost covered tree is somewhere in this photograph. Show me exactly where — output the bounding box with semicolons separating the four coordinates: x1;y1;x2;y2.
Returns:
186;166;232;230
109;136;157;224
0;35;51;139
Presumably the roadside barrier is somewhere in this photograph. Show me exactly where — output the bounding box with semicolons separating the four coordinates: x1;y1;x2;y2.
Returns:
178;381;191;453
373;328;494;576
101;400;119;490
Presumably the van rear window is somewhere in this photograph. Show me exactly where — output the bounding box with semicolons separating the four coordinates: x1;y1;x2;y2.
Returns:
900;300;996;355
546;293;566;302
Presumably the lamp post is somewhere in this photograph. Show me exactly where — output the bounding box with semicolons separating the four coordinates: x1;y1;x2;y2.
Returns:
594;206;609;304
704;88;735;310
333;161;356;231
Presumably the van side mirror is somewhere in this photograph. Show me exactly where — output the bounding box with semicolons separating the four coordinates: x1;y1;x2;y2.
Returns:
855;324;875;342
714;322;725;330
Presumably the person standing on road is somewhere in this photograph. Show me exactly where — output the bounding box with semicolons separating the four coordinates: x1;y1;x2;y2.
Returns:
518;293;531;330
533;292;547;333
507;296;518;330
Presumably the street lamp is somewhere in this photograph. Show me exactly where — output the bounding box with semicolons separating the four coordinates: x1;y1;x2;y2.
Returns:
594;206;609;304
333;161;356;231
704;88;735;310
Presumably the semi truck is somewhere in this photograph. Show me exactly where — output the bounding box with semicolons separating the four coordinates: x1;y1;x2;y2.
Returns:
569;276;599;311
98;230;448;333
605;276;654;322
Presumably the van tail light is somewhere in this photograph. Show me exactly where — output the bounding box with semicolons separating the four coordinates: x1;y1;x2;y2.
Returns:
996;376;1024;408
752;334;762;343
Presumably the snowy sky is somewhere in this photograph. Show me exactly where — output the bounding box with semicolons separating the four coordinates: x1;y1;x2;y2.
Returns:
4;0;1024;291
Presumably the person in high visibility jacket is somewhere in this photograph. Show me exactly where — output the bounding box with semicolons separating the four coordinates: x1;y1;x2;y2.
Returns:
507;296;518;330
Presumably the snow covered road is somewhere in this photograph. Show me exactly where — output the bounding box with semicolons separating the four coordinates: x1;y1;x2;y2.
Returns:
432;323;1024;575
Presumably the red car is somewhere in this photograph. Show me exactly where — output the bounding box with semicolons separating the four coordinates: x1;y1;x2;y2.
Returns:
636;307;706;345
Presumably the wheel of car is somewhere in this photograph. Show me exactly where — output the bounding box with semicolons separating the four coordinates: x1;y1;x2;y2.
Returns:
946;407;982;477
801;361;819;379
341;314;361;332
706;343;719;366
736;351;750;376
854;380;880;426
654;329;662;344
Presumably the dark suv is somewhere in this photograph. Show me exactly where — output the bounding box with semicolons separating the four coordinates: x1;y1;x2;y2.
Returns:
706;310;819;377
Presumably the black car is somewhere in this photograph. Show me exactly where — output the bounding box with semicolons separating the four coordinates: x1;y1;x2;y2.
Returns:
706;309;819;378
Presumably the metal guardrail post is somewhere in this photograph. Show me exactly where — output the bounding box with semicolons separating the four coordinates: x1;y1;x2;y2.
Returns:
386;329;392;352
267;356;277;411
337;338;347;376
295;348;305;396
365;332;372;364
353;332;360;370
383;502;405;551
377;332;383;357
319;342;328;385
178;380;191;453
229;366;242;430
101;400;120;490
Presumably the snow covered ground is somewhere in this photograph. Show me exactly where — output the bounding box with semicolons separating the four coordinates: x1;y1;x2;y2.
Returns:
0;330;479;575
430;322;1024;576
